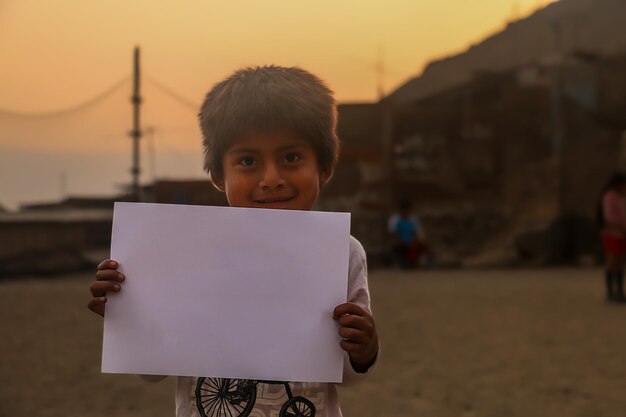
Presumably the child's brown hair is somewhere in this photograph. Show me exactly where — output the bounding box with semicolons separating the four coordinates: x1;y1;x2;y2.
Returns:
199;66;339;177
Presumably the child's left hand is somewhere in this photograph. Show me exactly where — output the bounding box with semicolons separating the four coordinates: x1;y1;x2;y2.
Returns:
333;302;379;373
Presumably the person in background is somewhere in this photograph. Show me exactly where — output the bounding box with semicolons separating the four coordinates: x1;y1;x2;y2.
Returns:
388;200;430;268
596;172;626;303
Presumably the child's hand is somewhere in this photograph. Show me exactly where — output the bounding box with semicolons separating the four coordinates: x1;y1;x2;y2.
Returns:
333;302;379;373
88;259;125;317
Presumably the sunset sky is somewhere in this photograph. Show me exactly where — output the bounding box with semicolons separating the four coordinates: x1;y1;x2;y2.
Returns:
0;0;555;209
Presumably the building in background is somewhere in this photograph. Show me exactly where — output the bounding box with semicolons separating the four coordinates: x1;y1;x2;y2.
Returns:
324;0;626;266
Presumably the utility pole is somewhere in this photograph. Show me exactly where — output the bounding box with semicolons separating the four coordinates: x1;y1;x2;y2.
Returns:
380;96;394;255
130;46;142;201
376;45;385;101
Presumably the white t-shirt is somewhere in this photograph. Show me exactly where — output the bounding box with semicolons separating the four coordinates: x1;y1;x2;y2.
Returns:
173;236;374;417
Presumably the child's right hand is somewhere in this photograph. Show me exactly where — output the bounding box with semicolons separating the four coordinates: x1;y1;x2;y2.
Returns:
88;259;125;317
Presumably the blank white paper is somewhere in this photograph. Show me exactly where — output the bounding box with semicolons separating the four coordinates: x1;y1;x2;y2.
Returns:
102;202;351;383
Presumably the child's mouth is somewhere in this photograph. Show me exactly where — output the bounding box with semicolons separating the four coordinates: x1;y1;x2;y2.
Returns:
255;197;293;205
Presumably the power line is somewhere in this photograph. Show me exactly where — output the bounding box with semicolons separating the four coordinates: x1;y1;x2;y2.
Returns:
144;74;200;111
0;75;130;119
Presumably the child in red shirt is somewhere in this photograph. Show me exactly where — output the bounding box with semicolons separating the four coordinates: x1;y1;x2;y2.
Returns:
597;172;626;302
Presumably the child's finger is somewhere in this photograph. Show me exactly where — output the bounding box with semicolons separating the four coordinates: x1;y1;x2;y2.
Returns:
95;269;125;282
97;259;118;270
337;313;365;329
339;339;361;353
338;327;365;343
337;314;375;335
333;302;367;319
90;281;122;297
87;297;107;317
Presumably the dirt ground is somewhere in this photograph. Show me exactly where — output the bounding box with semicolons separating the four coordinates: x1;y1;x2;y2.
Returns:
1;267;626;417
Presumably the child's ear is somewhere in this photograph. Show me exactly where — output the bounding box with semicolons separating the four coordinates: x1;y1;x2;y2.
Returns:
320;168;333;186
209;170;225;192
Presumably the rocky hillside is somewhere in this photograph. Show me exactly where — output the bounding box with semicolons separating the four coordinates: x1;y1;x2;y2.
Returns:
391;0;626;104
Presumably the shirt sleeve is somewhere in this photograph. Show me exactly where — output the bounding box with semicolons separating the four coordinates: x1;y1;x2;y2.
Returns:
340;236;378;386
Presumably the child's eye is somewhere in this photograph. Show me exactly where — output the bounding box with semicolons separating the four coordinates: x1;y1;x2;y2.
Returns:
238;156;256;166
284;153;301;163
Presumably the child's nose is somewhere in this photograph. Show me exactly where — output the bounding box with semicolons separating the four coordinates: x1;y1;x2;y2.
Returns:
259;163;285;189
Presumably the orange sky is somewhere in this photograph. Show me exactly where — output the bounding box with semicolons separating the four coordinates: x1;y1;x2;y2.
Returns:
0;0;555;208
1;0;555;109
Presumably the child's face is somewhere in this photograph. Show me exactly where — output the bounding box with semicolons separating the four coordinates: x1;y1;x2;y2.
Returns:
211;131;331;211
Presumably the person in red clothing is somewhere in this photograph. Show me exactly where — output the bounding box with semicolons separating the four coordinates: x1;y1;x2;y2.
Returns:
596;172;626;303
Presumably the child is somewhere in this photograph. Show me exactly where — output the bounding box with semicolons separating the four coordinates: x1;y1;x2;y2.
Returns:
88;66;379;417
388;200;428;268
596;172;626;303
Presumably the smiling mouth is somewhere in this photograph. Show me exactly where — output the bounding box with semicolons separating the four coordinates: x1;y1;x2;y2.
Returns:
255;197;294;204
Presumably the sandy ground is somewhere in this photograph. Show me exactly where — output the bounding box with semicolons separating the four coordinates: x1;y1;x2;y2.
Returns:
1;267;626;417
